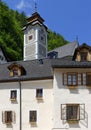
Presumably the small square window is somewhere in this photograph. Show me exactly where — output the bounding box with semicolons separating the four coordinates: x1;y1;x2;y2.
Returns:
29;35;33;40
29;111;37;122
10;90;17;100
36;89;43;98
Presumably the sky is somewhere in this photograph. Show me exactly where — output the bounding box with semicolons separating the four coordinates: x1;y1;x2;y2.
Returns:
2;0;91;45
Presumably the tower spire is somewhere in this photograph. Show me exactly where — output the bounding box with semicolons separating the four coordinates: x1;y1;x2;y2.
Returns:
34;0;37;12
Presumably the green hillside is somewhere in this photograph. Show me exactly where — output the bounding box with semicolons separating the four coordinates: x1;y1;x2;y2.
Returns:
0;1;68;61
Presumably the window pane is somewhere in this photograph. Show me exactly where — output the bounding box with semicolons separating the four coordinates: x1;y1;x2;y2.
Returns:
5;111;12;123
36;89;43;98
29;35;33;40
29;111;37;122
67;73;77;86
11;90;17;99
66;105;79;120
81;52;87;61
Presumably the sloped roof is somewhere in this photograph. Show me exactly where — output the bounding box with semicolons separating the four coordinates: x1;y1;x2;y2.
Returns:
0;57;91;82
48;41;78;58
0;59;53;82
0;42;91;82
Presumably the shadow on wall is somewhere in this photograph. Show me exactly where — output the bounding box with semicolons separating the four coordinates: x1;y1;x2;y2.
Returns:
80;109;88;128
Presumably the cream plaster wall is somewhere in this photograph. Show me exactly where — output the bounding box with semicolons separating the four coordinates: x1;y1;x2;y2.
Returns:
21;79;53;130
53;68;91;130
0;79;53;130
0;82;20;130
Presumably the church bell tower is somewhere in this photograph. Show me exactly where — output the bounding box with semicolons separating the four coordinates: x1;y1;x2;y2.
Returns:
22;11;47;61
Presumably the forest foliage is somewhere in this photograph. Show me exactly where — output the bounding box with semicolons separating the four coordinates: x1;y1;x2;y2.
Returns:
0;1;68;61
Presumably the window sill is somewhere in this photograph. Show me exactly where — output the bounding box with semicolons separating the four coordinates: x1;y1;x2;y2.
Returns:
10;98;17;101
67;120;79;123
67;86;77;89
30;122;37;127
5;122;12;125
36;97;43;100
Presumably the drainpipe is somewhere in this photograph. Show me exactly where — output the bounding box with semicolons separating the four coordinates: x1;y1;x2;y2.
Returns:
19;80;22;130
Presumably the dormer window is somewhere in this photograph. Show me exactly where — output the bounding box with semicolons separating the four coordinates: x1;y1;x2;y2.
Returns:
10;67;20;77
81;52;87;61
74;43;91;61
8;63;26;77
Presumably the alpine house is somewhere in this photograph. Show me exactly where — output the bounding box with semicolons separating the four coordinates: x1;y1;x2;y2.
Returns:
0;10;91;130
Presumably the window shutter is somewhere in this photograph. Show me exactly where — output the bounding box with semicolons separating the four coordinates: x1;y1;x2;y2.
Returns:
79;104;85;120
86;73;91;86
63;73;67;85
2;111;5;124
34;111;37;122
83;73;86;85
61;104;66;120
78;73;82;85
12;111;16;123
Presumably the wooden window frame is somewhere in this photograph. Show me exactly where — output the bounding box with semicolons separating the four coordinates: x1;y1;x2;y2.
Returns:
80;52;87;61
29;111;37;123
61;104;85;123
63;73;78;86
2;111;16;124
67;73;78;86
5;111;12;124
66;104;80;122
63;73;87;86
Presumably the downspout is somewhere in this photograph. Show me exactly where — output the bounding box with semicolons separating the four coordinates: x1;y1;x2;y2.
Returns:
19;80;22;130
